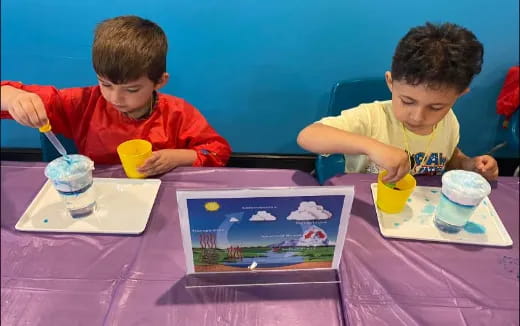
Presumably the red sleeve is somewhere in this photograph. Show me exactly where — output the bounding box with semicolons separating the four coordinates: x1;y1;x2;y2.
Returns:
1;81;93;139
496;66;520;118
177;100;231;167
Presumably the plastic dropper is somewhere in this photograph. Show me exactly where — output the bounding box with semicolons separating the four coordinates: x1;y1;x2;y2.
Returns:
39;122;69;158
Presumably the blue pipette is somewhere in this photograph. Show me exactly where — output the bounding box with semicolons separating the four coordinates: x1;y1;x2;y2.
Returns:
39;123;69;159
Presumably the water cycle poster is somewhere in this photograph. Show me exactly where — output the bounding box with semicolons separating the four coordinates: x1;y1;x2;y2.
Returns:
177;187;354;274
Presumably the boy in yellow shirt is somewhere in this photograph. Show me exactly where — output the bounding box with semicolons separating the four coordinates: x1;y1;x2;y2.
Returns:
297;22;498;183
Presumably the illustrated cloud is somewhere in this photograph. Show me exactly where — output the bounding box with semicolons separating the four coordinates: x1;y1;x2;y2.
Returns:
249;210;277;221
287;201;332;220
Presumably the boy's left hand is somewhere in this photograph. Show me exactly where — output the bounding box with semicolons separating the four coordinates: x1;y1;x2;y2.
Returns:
469;155;499;181
137;149;197;177
137;150;177;177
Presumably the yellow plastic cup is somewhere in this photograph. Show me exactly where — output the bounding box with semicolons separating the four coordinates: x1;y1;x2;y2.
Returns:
116;139;152;178
376;171;416;214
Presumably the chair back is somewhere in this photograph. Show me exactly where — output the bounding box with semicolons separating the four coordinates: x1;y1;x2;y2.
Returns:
315;79;390;184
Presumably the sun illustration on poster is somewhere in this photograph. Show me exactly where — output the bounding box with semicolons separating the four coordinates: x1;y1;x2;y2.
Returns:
204;201;220;212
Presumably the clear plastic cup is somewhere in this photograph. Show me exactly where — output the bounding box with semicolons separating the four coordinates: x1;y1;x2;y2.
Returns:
434;170;491;233
45;154;96;218
117;139;152;178
376;171;416;214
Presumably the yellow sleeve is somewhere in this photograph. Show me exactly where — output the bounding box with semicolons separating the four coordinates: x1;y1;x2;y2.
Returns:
446;110;460;159
317;103;373;136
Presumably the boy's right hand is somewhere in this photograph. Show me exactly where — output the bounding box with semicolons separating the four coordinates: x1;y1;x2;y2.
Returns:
368;142;411;183
4;88;48;128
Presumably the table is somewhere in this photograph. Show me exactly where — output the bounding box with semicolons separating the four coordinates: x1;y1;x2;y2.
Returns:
328;174;519;325
1;161;345;326
3;162;518;326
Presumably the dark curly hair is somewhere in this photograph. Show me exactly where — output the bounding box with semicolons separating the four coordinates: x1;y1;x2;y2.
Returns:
391;22;483;93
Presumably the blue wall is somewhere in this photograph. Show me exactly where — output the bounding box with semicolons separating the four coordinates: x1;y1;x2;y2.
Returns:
1;0;519;157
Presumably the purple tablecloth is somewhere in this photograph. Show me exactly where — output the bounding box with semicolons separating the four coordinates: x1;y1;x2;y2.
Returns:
1;161;345;326
2;162;519;326
328;174;519;326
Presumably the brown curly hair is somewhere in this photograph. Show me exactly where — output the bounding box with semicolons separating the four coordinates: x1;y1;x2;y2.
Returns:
92;16;167;84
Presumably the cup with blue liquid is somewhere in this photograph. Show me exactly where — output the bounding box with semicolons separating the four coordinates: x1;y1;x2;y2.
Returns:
434;170;491;233
45;154;97;218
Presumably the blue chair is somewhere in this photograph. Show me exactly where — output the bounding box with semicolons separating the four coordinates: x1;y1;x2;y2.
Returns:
488;109;519;154
488;108;520;176
315;79;390;184
512;112;519;176
508;109;519;152
40;133;78;162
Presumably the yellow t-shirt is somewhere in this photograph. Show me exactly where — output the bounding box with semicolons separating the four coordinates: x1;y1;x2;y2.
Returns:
318;100;459;175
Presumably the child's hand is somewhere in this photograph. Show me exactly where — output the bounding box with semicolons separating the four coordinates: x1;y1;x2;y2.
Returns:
471;155;499;181
368;143;411;183
137;149;197;176
6;88;48;128
138;150;179;176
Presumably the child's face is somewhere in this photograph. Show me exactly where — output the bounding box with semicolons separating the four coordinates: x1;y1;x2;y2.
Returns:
98;74;168;115
385;72;467;135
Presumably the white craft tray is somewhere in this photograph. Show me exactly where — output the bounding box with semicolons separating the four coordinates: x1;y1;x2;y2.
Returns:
370;184;512;247
16;178;161;234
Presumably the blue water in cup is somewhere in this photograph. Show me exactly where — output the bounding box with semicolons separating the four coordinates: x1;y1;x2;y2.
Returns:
434;170;491;233
45;154;96;218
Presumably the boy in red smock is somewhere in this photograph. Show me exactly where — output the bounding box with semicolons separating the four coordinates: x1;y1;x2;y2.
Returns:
1;15;231;176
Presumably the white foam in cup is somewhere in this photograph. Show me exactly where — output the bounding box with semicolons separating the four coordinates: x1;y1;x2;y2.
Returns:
434;170;491;233
441;170;491;205
44;154;96;217
45;155;94;191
